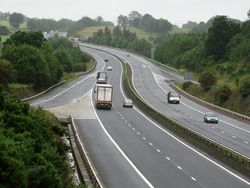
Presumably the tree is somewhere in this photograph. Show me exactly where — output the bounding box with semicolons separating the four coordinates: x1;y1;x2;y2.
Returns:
128;11;142;27
198;72;217;91
117;15;128;27
213;85;231;103
0;59;12;86
0;26;9;35
9;12;24;29
4;31;45;48
205;16;240;60
248;9;250;19
239;76;250;98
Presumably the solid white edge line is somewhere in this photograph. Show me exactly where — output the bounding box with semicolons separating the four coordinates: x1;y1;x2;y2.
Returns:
91;46;250;185
90;88;154;188
87;52;155;187
31;53;105;106
153;73;250;135
133;105;250;185
122;59;250;185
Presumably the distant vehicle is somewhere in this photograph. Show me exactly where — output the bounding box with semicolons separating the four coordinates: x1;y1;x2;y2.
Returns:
123;99;133;108
96;72;108;84
107;66;112;71
104;59;109;62
204;112;218;123
167;92;180;104
95;84;113;109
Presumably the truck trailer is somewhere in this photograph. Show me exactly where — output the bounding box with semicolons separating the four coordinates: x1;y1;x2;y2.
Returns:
95;84;113;109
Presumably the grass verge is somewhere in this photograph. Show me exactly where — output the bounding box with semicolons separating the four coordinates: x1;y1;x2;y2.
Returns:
122;62;250;178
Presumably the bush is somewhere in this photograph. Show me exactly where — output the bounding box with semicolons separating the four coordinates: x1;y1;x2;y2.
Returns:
198;72;217;91
72;63;87;72
0;26;10;35
182;81;193;91
213;85;232;104
239;76;250;98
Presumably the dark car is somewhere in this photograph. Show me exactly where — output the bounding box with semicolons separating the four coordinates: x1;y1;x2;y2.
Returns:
123;99;133;108
204;112;218;123
104;59;109;62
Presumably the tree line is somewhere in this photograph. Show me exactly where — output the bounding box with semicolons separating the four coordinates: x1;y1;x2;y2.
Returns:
117;11;173;33
155;14;250;115
88;26;152;57
0;31;90;91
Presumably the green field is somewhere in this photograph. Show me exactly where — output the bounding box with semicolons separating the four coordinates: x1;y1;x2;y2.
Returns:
78;26;159;41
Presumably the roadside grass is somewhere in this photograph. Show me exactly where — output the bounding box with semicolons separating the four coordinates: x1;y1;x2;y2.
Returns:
61;60;95;82
8;83;35;99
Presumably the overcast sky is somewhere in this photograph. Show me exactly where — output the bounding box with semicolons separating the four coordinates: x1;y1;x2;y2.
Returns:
2;0;250;26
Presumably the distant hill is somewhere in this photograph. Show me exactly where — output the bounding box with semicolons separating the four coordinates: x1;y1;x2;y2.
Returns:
78;26;159;42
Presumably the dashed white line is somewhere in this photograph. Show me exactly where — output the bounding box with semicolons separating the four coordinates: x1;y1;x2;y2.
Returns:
128;124;131;127
125;120;128;123
157;149;161;153
221;131;225;134
137;132;140;135
191;177;197;181
166;157;170;160
149;143;153;146
244;141;249;144
232;135;236;138
143;137;146;140
177;166;182;170
132;128;135;130
121;117;124;120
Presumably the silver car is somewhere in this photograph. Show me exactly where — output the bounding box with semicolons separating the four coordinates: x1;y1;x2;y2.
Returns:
204;112;218;123
123;99;133;108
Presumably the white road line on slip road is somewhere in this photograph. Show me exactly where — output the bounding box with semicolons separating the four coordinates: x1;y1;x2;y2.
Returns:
90;89;154;188
153;73;250;135
31;54;105;106
122;55;250;185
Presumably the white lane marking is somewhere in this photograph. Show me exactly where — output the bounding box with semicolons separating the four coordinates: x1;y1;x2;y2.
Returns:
133;105;250;185
118;51;250;185
221;131;225;134
128;124;131;127
153;73;250;135
149;143;153;146
121;117;124;120
166;157;170;160
137;132;140;135
177;166;182;170
90;88;154;188
244;141;248;144
143;137;146;140
232;136;236;139
157;149;161;153
31;53;105;106
191;177;197;181
212;126;215;129
125;120;128;123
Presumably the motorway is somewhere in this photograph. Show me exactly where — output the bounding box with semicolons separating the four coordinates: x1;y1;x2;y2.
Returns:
81;43;250;159
30;45;250;187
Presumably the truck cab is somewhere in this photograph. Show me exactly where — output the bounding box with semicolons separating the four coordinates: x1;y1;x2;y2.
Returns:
96;72;108;84
167;92;180;104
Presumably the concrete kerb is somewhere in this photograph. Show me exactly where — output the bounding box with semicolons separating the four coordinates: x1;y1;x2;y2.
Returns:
168;82;250;123
79;44;250;173
79;43;250;123
122;63;250;169
69;116;105;188
21;81;66;102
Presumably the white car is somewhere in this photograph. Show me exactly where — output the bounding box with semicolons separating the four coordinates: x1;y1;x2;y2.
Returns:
107;66;112;71
123;99;133;108
204;112;218;124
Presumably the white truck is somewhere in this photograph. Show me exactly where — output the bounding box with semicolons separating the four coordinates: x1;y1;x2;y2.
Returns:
96;72;108;84
95;84;113;109
167;91;180;104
